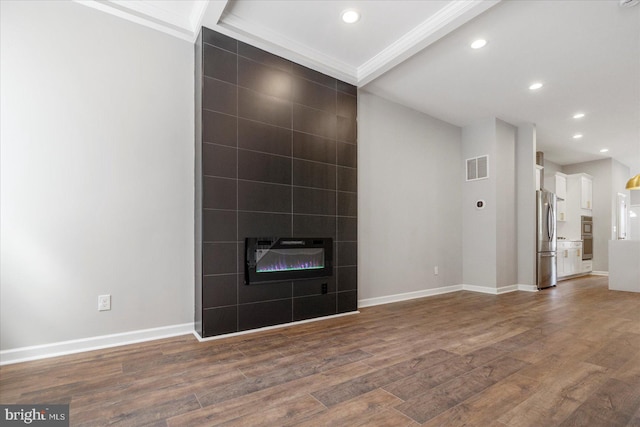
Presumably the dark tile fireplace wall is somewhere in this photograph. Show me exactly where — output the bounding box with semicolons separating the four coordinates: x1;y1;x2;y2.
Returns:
195;27;358;338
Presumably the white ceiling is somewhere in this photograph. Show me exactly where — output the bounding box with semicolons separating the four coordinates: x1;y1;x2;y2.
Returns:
77;0;640;174
366;0;640;173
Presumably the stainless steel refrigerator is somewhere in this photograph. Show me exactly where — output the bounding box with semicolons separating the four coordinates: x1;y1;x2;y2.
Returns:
536;189;557;289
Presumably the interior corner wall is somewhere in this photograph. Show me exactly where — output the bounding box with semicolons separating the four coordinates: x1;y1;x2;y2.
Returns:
358;92;462;301
0;1;194;351
612;159;632;198
495;120;517;287
462;119;498;287
516;124;536;286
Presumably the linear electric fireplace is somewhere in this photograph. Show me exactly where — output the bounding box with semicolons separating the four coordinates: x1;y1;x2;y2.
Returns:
245;237;333;285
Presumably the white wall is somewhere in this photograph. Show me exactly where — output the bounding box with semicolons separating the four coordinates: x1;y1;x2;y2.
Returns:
461;118;518;289
495;120;517;287
0;1;194;351
462;119;498;287
543;159;563;192
358;92;462;300
516;124;536;286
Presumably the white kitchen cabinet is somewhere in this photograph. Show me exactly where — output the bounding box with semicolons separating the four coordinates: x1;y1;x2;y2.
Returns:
557;200;567;222
580;175;593;210
565;173;594;240
570;245;581;274
557;248;565;277
567;173;593;214
555;173;567;221
557;241;583;279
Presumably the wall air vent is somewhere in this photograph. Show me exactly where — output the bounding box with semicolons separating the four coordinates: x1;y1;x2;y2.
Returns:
466;155;489;181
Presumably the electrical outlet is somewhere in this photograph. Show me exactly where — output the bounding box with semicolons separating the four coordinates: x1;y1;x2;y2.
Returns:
321;283;328;294
98;294;111;311
434;266;439;276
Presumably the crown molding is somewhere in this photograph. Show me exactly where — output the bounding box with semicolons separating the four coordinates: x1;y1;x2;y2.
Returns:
217;12;358;85
357;0;501;86
200;0;227;29
189;1;211;33
109;0;196;30
74;0;213;43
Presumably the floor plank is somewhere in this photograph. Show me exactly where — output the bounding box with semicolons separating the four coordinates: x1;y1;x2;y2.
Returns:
422;373;539;427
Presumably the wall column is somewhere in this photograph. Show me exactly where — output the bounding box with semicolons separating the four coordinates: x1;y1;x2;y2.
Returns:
516;123;536;287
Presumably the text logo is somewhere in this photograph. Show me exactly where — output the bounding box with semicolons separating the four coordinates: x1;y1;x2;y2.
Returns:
1;405;69;426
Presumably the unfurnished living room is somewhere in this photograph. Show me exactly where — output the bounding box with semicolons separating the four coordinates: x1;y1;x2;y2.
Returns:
1;0;640;426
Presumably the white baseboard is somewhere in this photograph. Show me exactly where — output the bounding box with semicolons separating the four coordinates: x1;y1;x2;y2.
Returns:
0;323;193;366
463;284;538;294
461;284;520;294
591;271;608;276
358;283;539;308
358;285;463;308
193;311;360;342
516;284;539;292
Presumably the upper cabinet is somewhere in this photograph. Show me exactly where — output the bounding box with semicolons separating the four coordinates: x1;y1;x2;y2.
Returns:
555;173;567;221
581;175;593;210
567;173;593;212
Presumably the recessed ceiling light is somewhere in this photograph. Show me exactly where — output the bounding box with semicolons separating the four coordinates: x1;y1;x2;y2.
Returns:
341;9;360;24
600;148;609;153
573;113;585;119
471;39;487;49
573;133;583;139
529;82;543;90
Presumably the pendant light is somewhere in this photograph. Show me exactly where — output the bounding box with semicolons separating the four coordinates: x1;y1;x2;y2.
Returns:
626;174;640;190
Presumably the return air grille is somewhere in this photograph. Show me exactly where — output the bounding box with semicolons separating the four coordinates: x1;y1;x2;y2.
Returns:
466;155;489;181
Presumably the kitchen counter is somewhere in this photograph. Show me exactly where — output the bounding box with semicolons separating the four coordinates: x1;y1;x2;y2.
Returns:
608;240;640;293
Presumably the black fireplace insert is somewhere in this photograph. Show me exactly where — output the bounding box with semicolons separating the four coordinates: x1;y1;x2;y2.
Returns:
245;237;333;284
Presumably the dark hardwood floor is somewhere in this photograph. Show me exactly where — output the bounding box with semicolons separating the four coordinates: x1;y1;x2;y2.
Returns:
2;275;640;426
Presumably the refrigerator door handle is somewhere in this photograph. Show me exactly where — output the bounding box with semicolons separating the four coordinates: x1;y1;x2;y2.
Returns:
552;203;556;241
547;204;555;240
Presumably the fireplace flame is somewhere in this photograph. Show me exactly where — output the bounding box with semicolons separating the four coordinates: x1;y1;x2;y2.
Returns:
256;248;324;273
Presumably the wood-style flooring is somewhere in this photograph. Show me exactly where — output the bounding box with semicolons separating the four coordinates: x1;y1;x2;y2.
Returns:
2;275;640;426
